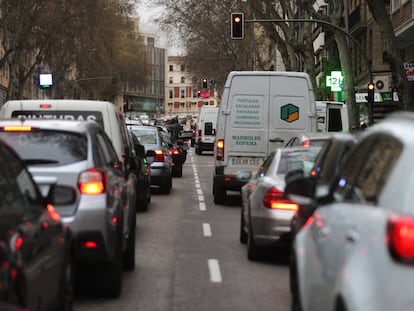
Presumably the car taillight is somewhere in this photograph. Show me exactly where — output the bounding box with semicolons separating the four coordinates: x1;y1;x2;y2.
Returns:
262;187;298;211
170;148;180;155
197;129;202;141
301;140;311;147
216;139;224;161
387;213;414;262
154;149;165;162
3;125;32;132
78;168;105;194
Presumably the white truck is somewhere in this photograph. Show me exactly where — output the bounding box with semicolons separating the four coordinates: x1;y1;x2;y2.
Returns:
316;101;349;132
195;106;219;155
213;71;318;204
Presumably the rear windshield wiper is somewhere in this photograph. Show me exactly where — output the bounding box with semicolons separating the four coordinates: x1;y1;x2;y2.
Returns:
23;159;59;165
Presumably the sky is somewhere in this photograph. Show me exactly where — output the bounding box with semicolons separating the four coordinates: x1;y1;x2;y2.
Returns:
135;1;185;56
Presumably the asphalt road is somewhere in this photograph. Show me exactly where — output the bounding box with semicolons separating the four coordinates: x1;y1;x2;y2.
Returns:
75;148;291;311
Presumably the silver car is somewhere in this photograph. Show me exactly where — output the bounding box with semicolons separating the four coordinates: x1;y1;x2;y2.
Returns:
288;112;414;311
0;119;134;298
238;146;321;261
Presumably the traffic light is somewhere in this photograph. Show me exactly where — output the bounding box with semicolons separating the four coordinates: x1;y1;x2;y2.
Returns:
202;77;208;89
366;82;375;103
231;13;244;39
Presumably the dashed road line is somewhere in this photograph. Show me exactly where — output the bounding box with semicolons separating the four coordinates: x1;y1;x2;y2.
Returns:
207;259;222;283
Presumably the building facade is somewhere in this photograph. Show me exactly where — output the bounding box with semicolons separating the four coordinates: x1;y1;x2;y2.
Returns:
166;56;218;117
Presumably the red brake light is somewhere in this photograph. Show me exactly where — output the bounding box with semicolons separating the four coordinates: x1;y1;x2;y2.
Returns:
171;148;180;155
39;104;52;109
82;241;98;249
301;140;311;147
78;168;105;194
154;149;165;162
262;187;298;211
14;236;23;251
387;213;414;262
216;139;224;161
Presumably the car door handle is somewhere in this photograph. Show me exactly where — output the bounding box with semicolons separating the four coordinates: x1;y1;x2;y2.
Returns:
269;137;284;143
345;230;360;243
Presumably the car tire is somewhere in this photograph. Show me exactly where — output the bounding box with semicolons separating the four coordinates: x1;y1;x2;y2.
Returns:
290;253;302;311
173;164;183;177
137;188;150;212
196;146;202;155
123;223;136;271
247;220;260;261
56;250;74;311
161;176;172;194
240;210;248;244
213;182;226;204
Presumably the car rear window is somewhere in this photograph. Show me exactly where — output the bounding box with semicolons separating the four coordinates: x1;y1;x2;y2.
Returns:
277;148;321;175
0;130;87;166
130;129;158;145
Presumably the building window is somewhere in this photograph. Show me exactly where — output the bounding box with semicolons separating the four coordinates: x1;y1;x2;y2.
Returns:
169;65;173;72
180;88;185;98
181;76;185;83
181;64;185;71
169;77;173;84
147;37;155;47
169;89;173;99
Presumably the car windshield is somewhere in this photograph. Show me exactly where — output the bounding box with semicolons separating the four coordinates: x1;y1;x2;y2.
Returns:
0;130;87;166
277;148;321;175
130;129;158;145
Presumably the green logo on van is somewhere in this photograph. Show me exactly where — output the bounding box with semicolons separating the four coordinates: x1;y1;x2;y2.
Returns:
281;104;299;123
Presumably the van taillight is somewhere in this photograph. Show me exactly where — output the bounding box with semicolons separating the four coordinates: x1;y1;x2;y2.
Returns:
387;213;414;263
216;139;224;161
198;129;202;141
262;187;298;211
154;149;165;162
78;168;105;195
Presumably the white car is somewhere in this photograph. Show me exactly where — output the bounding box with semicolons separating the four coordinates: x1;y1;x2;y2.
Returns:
288;112;414;311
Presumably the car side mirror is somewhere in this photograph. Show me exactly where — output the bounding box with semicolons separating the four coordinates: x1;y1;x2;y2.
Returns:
284;176;317;205
146;150;155;164
236;170;252;182
48;185;77;205
135;144;145;158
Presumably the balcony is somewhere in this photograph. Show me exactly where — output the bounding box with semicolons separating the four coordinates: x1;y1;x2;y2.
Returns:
348;5;367;35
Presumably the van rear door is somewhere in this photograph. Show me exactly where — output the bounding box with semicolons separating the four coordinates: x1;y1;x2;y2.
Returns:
268;74;315;150
224;75;268;170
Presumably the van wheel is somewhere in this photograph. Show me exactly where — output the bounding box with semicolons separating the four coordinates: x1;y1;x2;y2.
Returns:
213;183;226;204
196;146;202;155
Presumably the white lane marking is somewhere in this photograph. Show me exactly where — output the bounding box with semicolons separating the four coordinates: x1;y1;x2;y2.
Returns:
199;202;206;211
208;259;222;283
203;223;212;236
198;195;205;202
196;189;203;195
195;183;201;189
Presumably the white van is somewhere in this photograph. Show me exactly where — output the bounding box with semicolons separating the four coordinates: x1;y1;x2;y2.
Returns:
0;99;130;162
316;101;349;132
195;105;219;155
213;71;317;204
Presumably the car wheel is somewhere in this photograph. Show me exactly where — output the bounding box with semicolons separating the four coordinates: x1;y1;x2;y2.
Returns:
213;182;226;204
174;164;183;177
290;253;302;311
196;147;202;155
98;251;123;298
56;253;74;311
239;209;248;244
161;176;172;194
137;188;149;212
247;219;260;261
123;223;136;271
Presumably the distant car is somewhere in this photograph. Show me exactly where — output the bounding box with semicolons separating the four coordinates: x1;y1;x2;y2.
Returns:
158;127;186;177
284;132;331;148
0;119;135;298
128;130;152;211
0;136;73;310
287;112;414;311
127;124;173;193
238;146;321;261
290;133;358;237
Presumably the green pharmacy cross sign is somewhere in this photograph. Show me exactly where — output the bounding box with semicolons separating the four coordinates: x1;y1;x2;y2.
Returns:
326;71;344;92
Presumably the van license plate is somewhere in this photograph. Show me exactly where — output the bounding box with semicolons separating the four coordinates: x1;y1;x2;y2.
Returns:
230;157;262;166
